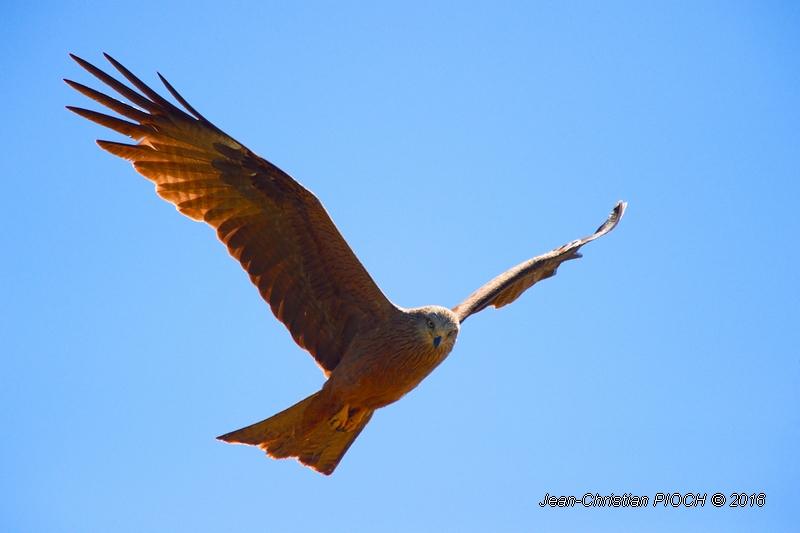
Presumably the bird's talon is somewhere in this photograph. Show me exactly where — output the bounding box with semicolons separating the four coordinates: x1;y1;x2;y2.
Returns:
329;404;350;431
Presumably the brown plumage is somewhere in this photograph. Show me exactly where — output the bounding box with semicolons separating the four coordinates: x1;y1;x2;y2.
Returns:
66;54;626;475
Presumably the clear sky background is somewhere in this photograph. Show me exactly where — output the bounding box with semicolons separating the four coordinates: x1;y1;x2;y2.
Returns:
1;1;798;531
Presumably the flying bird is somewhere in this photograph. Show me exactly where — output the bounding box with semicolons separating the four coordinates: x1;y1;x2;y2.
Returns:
66;53;626;475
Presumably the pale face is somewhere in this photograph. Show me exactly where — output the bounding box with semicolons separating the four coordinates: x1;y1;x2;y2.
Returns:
417;306;460;351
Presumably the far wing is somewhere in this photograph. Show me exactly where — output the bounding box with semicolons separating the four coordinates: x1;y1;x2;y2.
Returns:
66;54;395;375
452;201;625;323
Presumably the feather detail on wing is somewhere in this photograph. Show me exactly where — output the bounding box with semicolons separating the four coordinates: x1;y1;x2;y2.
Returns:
452;201;626;322
66;54;394;375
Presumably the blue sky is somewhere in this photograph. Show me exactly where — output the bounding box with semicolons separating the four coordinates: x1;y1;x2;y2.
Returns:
1;1;798;531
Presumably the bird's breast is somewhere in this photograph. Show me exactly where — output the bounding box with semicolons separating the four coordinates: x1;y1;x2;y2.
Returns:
327;330;454;409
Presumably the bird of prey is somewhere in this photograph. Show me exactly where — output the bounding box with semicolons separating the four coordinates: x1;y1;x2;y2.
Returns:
66;53;626;475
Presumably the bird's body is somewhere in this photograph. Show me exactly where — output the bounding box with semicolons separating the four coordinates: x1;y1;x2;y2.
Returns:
217;305;459;474
67;54;625;475
324;306;459;410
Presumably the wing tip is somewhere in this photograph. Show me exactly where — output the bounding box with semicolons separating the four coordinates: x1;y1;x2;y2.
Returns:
591;200;627;237
609;200;626;224
157;71;209;122
102;52;123;71
614;200;627;220
69;52;102;73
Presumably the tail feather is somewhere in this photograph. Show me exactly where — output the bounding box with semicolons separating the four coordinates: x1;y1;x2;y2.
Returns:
287;409;374;475
218;392;374;475
218;393;320;447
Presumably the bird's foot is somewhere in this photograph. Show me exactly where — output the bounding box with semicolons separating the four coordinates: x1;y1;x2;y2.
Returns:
329;404;350;432
329;404;365;432
343;408;365;432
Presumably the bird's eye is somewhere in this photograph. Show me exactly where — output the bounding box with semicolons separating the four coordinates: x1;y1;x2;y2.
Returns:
426;319;435;329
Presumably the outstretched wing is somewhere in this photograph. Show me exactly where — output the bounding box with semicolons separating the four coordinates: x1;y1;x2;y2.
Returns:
452;201;625;322
66;54;394;375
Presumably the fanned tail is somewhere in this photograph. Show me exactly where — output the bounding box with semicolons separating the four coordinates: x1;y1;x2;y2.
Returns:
218;392;374;475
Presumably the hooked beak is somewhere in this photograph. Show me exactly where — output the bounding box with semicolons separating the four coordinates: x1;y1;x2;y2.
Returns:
433;335;442;348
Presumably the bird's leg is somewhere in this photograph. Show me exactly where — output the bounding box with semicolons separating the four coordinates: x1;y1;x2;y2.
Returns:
329;404;351;431
342;407;365;432
329;404;365;432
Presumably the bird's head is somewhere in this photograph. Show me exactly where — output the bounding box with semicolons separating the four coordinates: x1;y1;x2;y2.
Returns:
414;306;460;350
